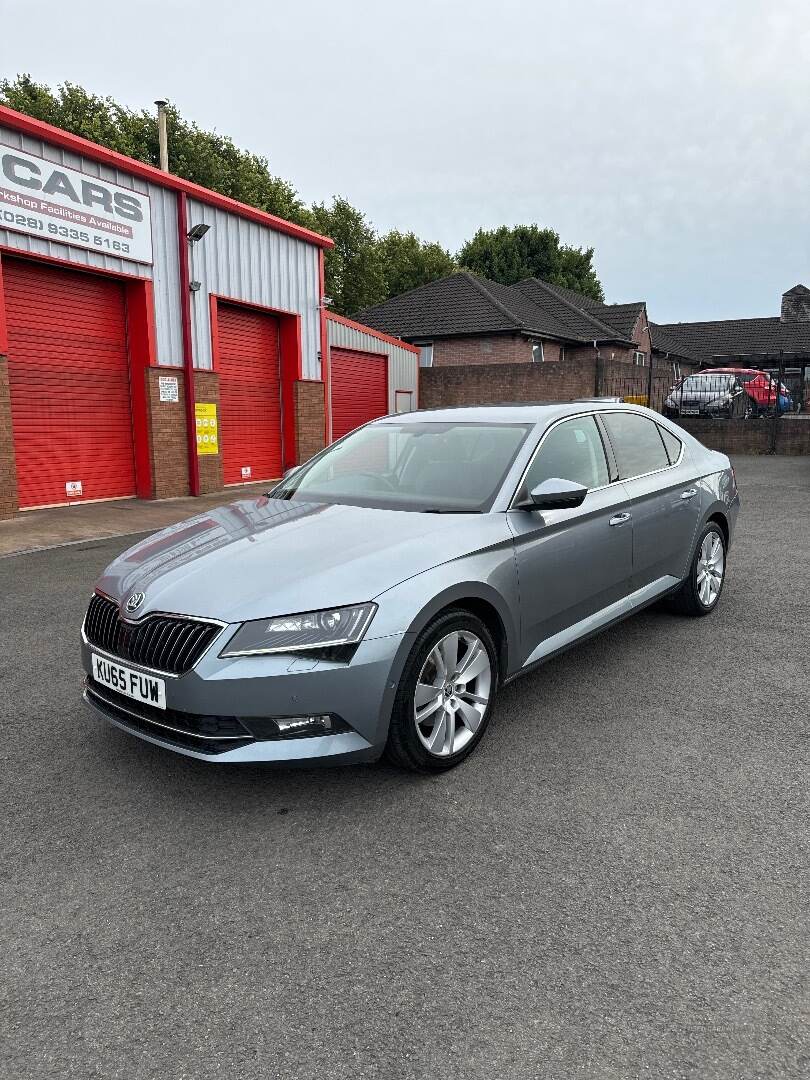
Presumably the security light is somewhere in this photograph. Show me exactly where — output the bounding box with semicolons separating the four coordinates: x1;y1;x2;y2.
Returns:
187;223;210;243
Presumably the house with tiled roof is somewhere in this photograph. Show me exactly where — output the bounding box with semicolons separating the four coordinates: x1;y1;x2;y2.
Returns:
356;271;671;372
652;285;810;371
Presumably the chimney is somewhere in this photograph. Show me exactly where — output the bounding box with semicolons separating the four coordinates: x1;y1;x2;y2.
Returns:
780;284;810;323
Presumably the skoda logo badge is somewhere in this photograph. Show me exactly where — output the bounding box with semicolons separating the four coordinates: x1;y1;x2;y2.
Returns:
125;592;145;614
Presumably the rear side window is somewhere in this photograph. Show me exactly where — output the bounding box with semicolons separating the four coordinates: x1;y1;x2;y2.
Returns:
603;412;670;479
658;425;683;464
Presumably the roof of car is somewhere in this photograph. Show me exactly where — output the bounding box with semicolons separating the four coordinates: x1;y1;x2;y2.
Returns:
377;401;645;425
700;366;763;375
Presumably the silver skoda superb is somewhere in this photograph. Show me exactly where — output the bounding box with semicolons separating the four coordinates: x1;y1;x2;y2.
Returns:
81;403;739;772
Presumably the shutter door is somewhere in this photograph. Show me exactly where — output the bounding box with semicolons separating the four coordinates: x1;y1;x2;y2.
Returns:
331;348;388;440
217;304;283;485
4;257;136;509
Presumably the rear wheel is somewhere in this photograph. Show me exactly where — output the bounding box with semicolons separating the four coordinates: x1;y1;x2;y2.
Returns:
667;523;726;616
384;610;499;772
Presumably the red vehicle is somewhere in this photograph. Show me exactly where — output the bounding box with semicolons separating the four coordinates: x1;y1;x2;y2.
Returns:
700;368;793;416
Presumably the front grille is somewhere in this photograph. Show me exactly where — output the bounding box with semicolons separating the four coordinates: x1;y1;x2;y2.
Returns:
84;593;222;675
85;679;253;755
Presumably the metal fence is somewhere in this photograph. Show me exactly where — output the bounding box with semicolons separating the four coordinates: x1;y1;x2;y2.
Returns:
597;355;810;452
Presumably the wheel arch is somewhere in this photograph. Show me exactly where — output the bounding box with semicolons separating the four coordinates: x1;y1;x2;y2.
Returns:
402;582;516;683
703;506;730;549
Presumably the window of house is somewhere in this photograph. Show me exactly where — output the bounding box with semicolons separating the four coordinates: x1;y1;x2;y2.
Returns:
634;351;648;367
519;415;610;498
602;412;670;479
559;346;565;363
532;342;545;363
416;343;433;368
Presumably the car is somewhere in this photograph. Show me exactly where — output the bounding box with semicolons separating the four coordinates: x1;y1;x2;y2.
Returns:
699;367;791;416
664;372;749;418
81;403;740;773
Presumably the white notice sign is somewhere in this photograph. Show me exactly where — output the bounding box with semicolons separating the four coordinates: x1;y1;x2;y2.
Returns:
158;376;179;403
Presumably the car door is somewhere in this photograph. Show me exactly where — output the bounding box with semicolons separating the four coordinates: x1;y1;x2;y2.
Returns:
506;413;634;667
600;411;702;589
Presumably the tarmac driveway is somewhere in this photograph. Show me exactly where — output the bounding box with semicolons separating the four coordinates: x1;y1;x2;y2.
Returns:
1;455;807;1080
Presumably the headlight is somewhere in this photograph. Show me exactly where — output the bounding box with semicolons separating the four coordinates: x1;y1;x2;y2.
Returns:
220;603;377;657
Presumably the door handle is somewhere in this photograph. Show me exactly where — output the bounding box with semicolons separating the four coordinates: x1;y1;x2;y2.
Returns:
680;489;698;500
609;512;632;526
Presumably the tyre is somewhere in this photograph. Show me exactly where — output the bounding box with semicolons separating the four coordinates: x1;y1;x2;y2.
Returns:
384;610;499;772
667;523;726;617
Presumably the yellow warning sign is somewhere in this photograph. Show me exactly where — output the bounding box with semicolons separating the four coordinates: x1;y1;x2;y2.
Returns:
195;402;219;455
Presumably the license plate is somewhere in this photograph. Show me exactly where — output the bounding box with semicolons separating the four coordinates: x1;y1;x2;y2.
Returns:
91;652;166;710
680;407;699;415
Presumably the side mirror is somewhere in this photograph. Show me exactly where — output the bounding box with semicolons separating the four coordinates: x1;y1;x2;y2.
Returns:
518;477;588;511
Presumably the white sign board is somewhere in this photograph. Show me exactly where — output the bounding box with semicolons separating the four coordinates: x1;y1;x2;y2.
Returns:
241;466;252;479
0;141;153;264
158;376;179;403
65;481;83;497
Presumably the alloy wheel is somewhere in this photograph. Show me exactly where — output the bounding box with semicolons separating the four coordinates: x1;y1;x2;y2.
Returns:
696;531;725;607
413;631;492;758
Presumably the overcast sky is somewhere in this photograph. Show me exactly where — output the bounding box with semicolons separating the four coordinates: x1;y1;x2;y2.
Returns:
1;0;808;322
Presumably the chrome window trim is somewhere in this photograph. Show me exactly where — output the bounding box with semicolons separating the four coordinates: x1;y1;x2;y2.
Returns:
83;590;229;678
507;408;686;511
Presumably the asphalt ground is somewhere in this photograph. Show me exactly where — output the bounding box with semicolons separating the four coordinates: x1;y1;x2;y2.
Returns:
1;455;808;1080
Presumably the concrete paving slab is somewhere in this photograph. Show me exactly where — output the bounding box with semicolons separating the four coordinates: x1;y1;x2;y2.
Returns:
0;482;275;557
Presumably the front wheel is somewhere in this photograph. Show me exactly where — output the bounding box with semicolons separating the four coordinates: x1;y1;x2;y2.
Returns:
384;610;499;772
667;523;726;616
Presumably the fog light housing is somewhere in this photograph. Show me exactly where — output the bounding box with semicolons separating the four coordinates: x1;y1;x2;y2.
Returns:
276;714;332;735
241;714;345;740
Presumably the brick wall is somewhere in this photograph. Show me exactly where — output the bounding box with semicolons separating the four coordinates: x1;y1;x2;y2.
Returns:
194;371;223;494
145;369;188;499
144;369;223;498
0;355;18;519
432;335;534;366
419;354;599;409
294;380;325;464
677;417;810;456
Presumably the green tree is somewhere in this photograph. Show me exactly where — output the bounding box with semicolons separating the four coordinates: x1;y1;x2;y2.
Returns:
304;198;386;316
0;74;305;223
377;230;456;299
458;224;603;300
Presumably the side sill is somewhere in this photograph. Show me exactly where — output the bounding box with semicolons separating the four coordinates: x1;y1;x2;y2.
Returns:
506;575;682;682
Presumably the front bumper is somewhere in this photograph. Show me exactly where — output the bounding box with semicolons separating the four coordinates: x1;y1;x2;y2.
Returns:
81;629;411;764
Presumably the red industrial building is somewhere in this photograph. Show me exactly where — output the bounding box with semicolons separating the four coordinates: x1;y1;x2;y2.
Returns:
0;105;418;518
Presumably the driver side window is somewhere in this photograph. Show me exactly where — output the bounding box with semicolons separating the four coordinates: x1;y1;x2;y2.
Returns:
523;415;610;494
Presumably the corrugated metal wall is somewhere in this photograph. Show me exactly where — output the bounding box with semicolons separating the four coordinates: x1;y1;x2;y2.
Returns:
327;317;419;416
186;199;321;376
0;124;183;367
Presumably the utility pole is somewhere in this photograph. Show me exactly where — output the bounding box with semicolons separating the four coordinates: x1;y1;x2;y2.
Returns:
155;100;169;172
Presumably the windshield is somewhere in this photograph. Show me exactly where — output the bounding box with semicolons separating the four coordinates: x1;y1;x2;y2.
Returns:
680;375;736;391
273;421;532;512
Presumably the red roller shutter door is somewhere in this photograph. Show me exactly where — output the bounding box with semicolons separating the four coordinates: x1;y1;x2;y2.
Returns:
217;304;283;485
3;257;136;509
330;348;388;440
